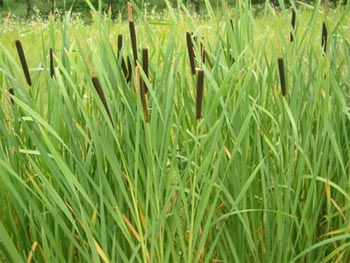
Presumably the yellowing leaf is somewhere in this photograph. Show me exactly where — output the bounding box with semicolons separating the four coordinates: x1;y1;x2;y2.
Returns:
122;213;141;241
94;239;110;263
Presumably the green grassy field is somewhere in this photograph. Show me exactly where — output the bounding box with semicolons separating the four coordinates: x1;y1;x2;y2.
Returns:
0;0;215;18
1;1;350;262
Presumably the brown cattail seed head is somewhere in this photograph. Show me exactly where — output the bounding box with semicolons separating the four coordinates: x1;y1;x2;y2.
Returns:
117;34;123;53
142;48;149;93
196;69;205;120
92;77;113;124
129;21;138;63
186;32;196;75
15;40;32;86
50;48;55;78
277;58;286;97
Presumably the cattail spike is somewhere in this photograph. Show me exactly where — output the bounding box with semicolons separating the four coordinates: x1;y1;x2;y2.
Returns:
117;35;128;80
50;48;55;78
142;48;149;93
322;22;328;54
290;9;296;42
196;69;205;120
15;40;32;86
91;77;113;124
186;32;196;75
129;21;138;64
117;34;123;53
128;3;138;63
277;58;286;97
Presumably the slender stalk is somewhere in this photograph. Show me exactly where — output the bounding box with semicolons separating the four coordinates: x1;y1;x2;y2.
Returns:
277;58;286;96
15;40;32;86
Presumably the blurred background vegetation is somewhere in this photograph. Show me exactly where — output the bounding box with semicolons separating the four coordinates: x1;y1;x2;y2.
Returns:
0;0;344;18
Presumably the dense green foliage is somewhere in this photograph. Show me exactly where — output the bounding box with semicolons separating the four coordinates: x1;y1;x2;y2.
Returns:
0;0;343;18
1;0;204;17
1;1;350;262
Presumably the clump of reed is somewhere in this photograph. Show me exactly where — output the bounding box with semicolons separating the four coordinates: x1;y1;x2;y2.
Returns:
3;5;350;263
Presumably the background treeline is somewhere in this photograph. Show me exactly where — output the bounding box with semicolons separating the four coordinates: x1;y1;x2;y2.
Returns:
0;0;344;18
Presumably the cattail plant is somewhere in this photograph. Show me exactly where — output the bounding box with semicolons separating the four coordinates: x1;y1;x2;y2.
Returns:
8;88;14;105
91;77;113;124
117;34;129;81
15;40;32;86
196;69;205;119
142;48;149;93
186;32;196;75
321;22;328;53
128;2;138;64
290;9;296;42
50;48;55;78
277;58;286;96
117;34;123;52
